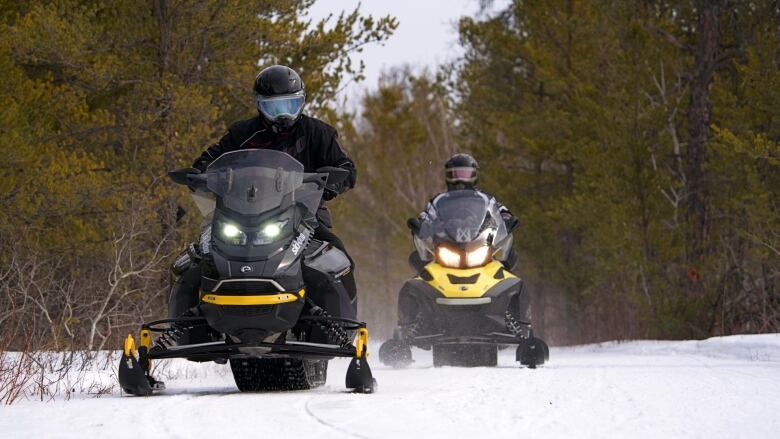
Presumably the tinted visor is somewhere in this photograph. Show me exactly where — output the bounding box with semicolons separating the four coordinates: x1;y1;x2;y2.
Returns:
445;167;478;183
256;93;305;121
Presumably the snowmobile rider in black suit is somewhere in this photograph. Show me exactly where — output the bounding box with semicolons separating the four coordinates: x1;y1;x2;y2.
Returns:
170;65;358;320
414;153;519;270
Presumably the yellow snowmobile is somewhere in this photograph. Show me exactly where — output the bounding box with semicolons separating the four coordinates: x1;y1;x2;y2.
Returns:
379;190;549;368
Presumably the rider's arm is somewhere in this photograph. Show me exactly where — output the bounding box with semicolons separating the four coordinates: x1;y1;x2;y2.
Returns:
496;200;520;232
192;128;239;172
420;192;447;222
419;200;435;222
497;202;514;222
317;129;357;197
478;190;518;230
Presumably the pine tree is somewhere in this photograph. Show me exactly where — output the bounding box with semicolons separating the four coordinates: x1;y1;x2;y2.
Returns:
0;0;396;349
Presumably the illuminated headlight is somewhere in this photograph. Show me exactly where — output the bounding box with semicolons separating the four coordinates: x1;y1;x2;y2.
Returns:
465;245;490;267
223;224;240;237
253;219;289;245
219;223;246;245
263;223;282;238
436;246;461;268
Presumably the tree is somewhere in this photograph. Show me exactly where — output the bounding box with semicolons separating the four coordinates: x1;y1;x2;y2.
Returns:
0;0;396;349
453;0;779;342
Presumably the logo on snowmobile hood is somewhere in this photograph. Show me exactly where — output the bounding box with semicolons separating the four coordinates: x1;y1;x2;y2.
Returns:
456;227;475;242
290;233;307;255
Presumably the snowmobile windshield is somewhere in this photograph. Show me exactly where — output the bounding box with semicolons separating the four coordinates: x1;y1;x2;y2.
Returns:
199;149;322;217
429;190;491;244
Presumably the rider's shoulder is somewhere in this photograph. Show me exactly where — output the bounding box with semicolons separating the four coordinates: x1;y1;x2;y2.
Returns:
227;116;264;136
472;189;497;201
298;114;337;137
430;192;448;204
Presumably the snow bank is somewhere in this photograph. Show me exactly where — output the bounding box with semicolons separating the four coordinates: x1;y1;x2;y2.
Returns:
564;333;780;361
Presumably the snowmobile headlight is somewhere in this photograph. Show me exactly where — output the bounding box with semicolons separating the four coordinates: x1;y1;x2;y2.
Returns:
219;223;247;245
465;245;490;267
436;246;462;268
263;223;282;237
253;219;290;245
223;224;240;237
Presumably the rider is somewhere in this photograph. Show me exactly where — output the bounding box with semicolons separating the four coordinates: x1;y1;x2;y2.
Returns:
170;65;358;320
417;153;519;270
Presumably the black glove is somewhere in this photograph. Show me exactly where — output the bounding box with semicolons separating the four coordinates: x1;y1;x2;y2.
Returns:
504;216;519;232
317;166;351;201
323;187;339;201
407;217;422;232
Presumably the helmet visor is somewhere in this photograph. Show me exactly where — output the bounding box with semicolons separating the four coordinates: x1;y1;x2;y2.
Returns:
256;93;305;121
445;167;478;183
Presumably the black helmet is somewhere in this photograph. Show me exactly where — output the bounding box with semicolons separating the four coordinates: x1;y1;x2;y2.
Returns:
444;153;479;190
253;65;306;131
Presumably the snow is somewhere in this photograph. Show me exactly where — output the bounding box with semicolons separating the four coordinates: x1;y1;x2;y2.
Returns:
2;334;779;439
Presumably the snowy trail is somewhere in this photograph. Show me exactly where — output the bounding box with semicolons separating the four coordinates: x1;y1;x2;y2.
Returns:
2;334;779;439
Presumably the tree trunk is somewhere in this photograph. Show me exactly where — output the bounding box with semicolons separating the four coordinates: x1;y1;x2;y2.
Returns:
685;0;721;288
153;0;178;245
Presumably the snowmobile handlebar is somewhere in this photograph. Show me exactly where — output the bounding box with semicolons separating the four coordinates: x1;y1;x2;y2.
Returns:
316;166;350;187
167;167;205;190
407;217;422;233
504;216;519;233
169;166;348;192
302;166;350;192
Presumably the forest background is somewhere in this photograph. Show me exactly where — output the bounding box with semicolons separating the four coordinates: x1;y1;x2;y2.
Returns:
1;0;777;352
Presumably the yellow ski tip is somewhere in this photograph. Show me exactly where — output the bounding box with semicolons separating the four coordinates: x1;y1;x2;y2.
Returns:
123;334;137;357
355;327;369;359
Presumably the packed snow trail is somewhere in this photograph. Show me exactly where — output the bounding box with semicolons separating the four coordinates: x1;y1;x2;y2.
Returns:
2;334;779;438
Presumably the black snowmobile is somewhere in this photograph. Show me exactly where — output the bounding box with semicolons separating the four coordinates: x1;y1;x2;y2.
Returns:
379;190;549;368
118;149;375;395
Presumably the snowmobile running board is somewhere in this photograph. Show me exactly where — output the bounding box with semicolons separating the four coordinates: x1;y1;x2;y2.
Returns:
118;315;376;396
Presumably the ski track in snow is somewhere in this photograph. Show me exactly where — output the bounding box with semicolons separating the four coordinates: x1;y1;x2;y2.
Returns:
2;334;779;439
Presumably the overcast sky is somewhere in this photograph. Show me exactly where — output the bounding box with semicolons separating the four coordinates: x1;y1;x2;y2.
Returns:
306;0;509;107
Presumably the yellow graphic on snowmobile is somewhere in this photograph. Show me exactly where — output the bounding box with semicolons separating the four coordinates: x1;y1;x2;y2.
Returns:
200;288;305;306
420;261;515;298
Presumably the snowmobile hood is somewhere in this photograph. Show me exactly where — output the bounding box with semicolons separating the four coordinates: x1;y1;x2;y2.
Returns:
419;261;516;298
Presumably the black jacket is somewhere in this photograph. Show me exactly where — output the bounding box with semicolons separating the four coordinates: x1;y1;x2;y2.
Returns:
193;115;356;227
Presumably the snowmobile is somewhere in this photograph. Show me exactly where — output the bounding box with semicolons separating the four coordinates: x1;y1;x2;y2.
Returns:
118;149;376;395
379;190;549;368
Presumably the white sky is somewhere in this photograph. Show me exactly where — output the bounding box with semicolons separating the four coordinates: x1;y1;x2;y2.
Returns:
306;0;509;107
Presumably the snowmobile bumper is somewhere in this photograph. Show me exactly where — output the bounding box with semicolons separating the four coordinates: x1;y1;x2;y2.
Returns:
379;329;549;368
412;332;549;363
379;332;549;369
411;332;521;345
117;315;376;395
